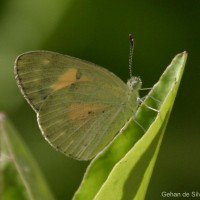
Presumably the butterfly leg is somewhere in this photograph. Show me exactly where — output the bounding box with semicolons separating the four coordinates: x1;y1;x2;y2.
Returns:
133;118;147;132
137;97;160;113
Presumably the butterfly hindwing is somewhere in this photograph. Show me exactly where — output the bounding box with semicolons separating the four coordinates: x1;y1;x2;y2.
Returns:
38;81;132;160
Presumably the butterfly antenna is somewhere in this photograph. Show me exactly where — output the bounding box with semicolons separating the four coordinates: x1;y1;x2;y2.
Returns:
128;34;134;78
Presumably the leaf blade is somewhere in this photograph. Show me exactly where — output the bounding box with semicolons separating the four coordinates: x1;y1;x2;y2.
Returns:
73;52;187;200
0;113;55;200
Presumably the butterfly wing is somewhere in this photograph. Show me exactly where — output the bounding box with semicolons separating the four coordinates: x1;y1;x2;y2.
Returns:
15;51;139;160
15;51;126;112
38;81;135;160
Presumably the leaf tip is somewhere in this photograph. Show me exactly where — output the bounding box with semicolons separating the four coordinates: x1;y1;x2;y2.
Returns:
182;51;187;54
175;51;188;61
180;51;188;56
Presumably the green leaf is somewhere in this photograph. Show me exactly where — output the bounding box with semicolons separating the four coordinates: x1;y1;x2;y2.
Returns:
0;113;55;200
73;52;188;200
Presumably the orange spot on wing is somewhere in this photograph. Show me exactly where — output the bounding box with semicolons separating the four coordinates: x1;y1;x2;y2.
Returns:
51;68;77;91
68;103;106;124
51;68;92;91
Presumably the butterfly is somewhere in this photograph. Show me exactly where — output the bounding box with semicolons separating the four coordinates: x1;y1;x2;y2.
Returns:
14;37;142;160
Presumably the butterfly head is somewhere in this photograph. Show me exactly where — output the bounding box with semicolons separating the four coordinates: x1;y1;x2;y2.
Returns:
127;76;142;91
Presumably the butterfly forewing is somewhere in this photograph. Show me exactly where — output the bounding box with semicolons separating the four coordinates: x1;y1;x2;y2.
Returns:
15;51;126;112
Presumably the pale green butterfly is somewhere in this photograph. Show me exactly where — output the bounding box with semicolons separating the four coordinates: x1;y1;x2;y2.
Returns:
14;35;142;160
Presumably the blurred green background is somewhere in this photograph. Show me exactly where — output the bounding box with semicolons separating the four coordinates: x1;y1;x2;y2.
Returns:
0;0;199;199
